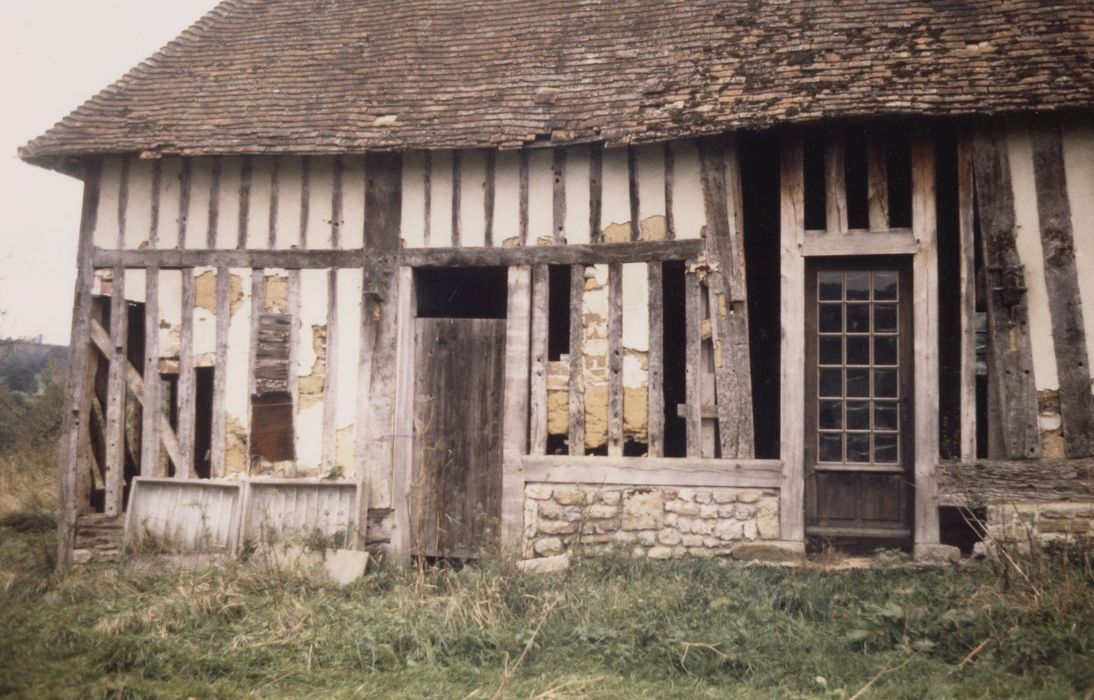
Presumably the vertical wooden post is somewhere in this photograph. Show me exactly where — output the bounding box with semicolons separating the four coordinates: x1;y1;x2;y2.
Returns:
211;265;230;477
866;131;890;232
912;135;941;545
647;261;665;457
684;263;702;458
957;133;978;462
519;150;529;245
321;269;339;470
57;160;102;571
608;262;624;455
825;131;848;234
177;269;195;478
779;130;806;542
104;266;128;516
589;144;603;244
246;268;265;472
140;267;161;476
483;149;496;247
529;264;550;455
501;266;532;556
389;267;416;565
568;264;586;455
552;148;566;244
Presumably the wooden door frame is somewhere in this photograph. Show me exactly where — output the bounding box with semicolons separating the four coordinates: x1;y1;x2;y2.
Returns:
803;257;915;539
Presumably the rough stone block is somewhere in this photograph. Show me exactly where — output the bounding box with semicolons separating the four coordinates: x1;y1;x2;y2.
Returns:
553;488;586;506
538;520;577;536
756;505;779;540
694;491;712;504
658;528;683;545
729;541;805;563
681;535;704;548
526;484;553;500
913;543;961;565
666;501;701;516
736;490;761;504
534;537;566;556
519;552;571;574
699;505;720;519
712;491;736;504
622;491;663;530
733;504;756;520
714;519;744;540
637;531;657;546
647;546;673;559
587;504;619;520
537;502;566;520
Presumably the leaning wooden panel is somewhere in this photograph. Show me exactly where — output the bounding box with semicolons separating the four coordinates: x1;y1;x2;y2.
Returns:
779;130;806;542
1030;123;1094;458
912;136;941;545
972;126;1042;459
125;478;243;553
241;480;359;548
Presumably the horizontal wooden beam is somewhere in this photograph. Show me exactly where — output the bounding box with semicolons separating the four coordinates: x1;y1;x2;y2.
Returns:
92;239;706;271
800;230;917;257
521;455;782;489
938;459;1094;506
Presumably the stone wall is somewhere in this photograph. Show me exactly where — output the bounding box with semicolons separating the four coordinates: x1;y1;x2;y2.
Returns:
523;483;780;559
979;501;1094;554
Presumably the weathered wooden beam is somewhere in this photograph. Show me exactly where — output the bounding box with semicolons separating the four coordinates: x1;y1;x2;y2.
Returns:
321;270;339;470
552;148;566;244
287;269;302;469
779;130;806;542
484;149;496;247
177;270;195;478
211;266;230;477
93;248;365;270
912;135;941;545
207;159;221;248
800;230;917;257
177;159;192;249
58;161;102;571
402;239;705;268
501;266;532;555
451;150;461;247
246;269;264;466
1030;123;1094;458
519;149;529;246
938;459;1094;506
663;141;676;240
237;156;252;250
825;131;848;234
104;267;127;516
972;126;1042;459
608;262;624;456
389;267;415;564
266;157;280;249
529;264;550;455
568;264;586;455
140;268;161;476
647;261;665;457
589;144;603;244
521;455;783;489
627;146;641;242
866;130;889;232
957;133;978;462
684;263;702;458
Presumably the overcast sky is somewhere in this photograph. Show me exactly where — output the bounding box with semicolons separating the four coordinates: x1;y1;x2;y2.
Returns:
0;1;217;344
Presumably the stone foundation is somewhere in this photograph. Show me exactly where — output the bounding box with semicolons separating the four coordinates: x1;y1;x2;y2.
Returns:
523;483;780;559
980;501;1094;554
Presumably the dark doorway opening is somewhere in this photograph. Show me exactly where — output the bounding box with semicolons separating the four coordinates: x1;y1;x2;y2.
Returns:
415;266;508;318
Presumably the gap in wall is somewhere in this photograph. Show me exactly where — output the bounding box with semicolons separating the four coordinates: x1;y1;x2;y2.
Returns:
414;266;508;318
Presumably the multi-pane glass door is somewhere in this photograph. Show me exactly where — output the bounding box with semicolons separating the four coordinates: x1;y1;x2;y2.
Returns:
805;258;913;542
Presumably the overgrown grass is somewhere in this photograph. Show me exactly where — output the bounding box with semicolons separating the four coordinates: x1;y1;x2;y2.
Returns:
0;524;1091;699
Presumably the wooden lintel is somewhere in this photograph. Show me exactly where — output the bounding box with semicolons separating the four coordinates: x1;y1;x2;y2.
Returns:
938;459;1094;506
800;230;917;257
521;455;782;489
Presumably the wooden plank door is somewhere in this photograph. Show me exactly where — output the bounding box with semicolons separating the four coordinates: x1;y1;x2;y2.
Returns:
411;317;506;558
804;259;914;544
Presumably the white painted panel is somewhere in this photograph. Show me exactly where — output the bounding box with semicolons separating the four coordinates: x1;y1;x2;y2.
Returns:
307;157;335;249
401;150;428;248
192;267;216;363
215;157;242;249
157;158;183;249
621;263;650;352
126;158;155;249
494;150;521;245
124;268;146;304
126;479;242;552
671;140;705;239
1063;123;1094;390
226;268;252;427
336;270;362;472
186;159;213;249
636;144;667;241
564;145;591;244
601;147;631;240
159;270;182;359
459;150;487;247
341;156;366;250
246;158;274;249
94;157;124;248
1008;126;1058;390
275;157;305;250
242;481;357;544
528;149;554;243
297;269;329;470
429;150;454;247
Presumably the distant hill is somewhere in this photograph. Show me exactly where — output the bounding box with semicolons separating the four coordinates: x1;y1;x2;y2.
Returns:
0;340;67;393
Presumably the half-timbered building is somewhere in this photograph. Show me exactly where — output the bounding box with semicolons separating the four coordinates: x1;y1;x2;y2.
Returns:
21;0;1094;568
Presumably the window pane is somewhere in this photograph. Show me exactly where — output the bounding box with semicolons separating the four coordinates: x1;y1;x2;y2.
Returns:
846;336;870;365
819;400;842;429
819;432;843;462
847;368;870;397
820;304;843;332
846;304;870;333
846;272;871;300
875;368;898;398
819;368;843;397
874;401;899;430
874;335;898;365
847;433;871;462
818;272;843;301
875;304;897;332
819;336;842;365
874;271;898;300
874;433;898;463
846;400;870;429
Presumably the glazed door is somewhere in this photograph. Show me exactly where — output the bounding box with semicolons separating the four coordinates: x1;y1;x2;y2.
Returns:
411;317;505;559
804;259;914;544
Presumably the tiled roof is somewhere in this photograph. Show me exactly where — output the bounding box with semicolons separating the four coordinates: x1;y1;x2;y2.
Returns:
20;0;1094;162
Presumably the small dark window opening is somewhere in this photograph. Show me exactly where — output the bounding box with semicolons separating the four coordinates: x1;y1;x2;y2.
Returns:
662;260;688;457
940;506;986;556
547;265;571;361
194;367;215;478
845;129;870;230
887;131;913;229
415;266;508;318
803;133;827;231
739;131;783;459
